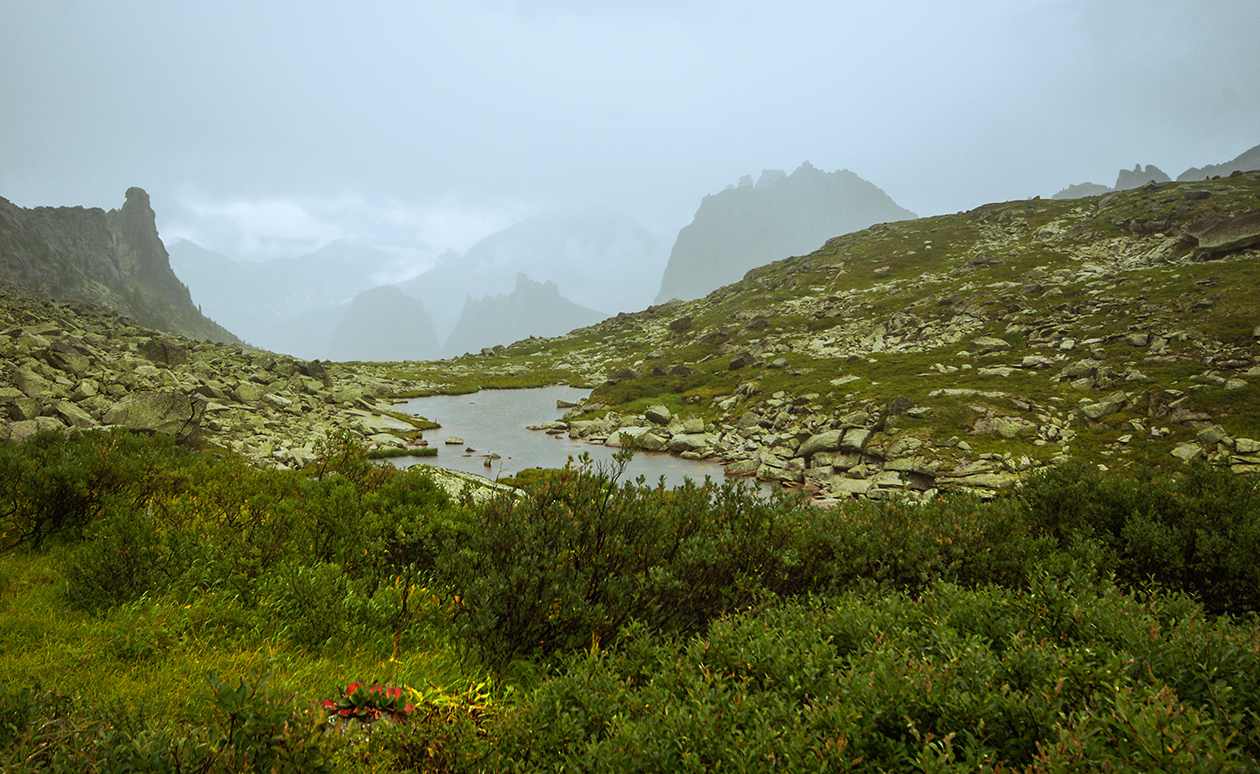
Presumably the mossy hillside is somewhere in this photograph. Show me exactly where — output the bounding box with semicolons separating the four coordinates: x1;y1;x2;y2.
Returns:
372;175;1260;496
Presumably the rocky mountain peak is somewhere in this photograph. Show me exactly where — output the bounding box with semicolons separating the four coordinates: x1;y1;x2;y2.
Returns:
655;163;916;304
0;189;238;344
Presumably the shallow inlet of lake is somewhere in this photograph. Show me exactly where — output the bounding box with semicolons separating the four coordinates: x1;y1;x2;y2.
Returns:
387;385;740;490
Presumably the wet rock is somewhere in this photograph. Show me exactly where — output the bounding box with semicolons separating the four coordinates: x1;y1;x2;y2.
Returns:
971;335;1012;355
103;391;205;441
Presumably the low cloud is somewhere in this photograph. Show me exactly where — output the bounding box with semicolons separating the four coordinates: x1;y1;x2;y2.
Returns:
160;191;536;266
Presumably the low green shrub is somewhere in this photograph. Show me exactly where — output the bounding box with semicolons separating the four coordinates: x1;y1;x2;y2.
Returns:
1019;461;1260;614
480;578;1260;772
437;454;1056;670
0;429;187;551
434;454;826;669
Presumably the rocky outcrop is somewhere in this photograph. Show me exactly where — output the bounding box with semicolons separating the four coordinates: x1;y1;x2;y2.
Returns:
654;163;917;303
1182;209;1260;256
1053;144;1260;201
1177;143;1260;182
0;281;427;466
0;189;239;345
1114;164;1172;191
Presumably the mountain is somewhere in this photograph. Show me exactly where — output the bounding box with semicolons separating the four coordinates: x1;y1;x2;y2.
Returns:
655;162;917;304
170;209;665;359
1114;164;1172;191
398;209;668;343
404;171;1260;502
441;273;606;358
1054;143;1260;199
1050;182;1112;200
0;188;238;344
1178;143;1260;182
167;238;422;357
327;285;441;362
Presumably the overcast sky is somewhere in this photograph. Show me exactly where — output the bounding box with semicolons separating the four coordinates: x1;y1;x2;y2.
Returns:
2;0;1258;264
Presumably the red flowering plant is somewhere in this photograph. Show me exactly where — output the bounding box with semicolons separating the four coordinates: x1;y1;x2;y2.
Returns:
321;682;415;723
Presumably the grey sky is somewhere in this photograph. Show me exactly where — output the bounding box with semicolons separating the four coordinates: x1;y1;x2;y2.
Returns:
3;0;1258;263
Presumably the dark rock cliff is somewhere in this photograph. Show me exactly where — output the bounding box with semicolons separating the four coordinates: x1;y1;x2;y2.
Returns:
0;188;239;344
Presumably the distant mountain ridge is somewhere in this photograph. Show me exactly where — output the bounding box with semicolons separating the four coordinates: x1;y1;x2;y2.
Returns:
655;162;917;303
398;209;668;343
1054;143;1260;199
167;238;421;356
441;273;606;358
0;188;238;344
168;209;668;362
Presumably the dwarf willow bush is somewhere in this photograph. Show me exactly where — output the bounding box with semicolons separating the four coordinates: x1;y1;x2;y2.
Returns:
481;578;1260;772
433;452;1055;670
5;429;1260;771
1018;461;1260;614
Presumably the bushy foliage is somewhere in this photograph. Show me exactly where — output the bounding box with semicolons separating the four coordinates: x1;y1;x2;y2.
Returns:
434;454;1049;670
1019;461;1260;614
0;675;334;773
435;455;813;668
0;429;187;550
1;430;458;654
481;577;1260;772
7;429;1260;771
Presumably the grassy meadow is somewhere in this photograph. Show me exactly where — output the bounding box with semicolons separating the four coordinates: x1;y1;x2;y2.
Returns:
3;428;1260;772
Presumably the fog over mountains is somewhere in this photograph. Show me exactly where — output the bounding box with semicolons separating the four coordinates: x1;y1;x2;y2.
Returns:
161;144;1260;362
168;164;916;361
169;208;673;360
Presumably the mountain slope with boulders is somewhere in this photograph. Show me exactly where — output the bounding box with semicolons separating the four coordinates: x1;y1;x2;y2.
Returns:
0;188;239;344
399;173;1260;502
0;280;510;501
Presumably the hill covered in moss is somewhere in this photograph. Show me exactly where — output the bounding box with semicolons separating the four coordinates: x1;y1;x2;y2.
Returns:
396;174;1260;501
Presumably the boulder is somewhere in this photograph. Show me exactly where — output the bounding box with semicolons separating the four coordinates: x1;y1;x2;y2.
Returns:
839;427;873;452
668;315;693;333
138;338;189;366
828;477;872;497
13;367;60;399
972;416;1036;439
1079;391;1127;420
644;404;672;425
1183;209;1260;255
1171;442;1203;462
971;336;1012;355
103;391;205;441
667;433;712;454
798;429;843;458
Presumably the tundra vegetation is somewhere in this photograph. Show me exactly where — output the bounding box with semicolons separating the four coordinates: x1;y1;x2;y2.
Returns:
2;175;1259;770
3;428;1260;772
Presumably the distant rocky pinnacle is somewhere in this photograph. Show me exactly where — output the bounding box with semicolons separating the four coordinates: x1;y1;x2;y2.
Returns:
655;162;917;304
1054;143;1260;200
0;188;239;344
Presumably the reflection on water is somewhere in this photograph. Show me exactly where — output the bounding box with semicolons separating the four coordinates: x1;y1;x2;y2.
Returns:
388;386;735;489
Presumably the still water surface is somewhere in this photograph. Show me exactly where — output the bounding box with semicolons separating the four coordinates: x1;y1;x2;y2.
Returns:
388;386;733;489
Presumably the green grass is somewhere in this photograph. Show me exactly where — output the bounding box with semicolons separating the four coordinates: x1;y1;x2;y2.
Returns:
0;555;478;735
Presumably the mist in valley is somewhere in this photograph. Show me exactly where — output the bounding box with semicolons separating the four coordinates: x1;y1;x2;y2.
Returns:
3;1;1258;360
